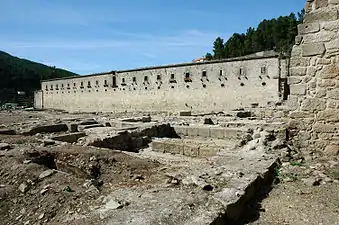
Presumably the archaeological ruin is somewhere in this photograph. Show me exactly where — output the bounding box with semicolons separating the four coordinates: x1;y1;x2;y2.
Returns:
0;0;334;224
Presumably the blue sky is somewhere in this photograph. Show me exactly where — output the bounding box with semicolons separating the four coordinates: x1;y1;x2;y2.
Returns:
1;0;305;74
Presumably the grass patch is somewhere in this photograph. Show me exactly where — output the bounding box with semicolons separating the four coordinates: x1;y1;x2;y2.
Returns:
283;173;299;181
290;161;306;167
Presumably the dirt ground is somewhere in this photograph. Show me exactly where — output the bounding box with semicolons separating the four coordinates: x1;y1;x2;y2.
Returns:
0;110;338;225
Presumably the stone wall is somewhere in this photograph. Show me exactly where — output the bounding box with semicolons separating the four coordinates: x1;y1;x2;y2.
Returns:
40;54;288;113
288;0;339;157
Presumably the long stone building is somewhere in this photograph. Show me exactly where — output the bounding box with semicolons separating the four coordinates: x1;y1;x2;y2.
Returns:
34;51;289;112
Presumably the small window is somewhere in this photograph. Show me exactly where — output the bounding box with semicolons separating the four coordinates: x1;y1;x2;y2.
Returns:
261;66;267;74
87;81;91;87
157;75;161;80
170;74;175;79
239;67;245;75
45;85;48;90
219;70;223;76
80;82;84;88
104;80;108;85
202;71;207;77
73;83;76;87
56;84;59;90
67;83;70;89
185;72;190;78
184;72;192;82
96;80;99;86
61;84;64;88
133;77;136;82
144;76;148;82
122;78;125;83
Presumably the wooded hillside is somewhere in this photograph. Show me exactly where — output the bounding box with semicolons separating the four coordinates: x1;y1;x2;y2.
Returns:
0;51;77;105
206;10;305;60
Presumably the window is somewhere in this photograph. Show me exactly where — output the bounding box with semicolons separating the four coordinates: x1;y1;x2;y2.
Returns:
50;85;53;90
104;80;108;86
96;80;99;86
45;85;48;90
171;74;175;79
184;72;192;82
87;81;91;88
239;67;245;75
74;83;76;87
157;75;161;80
113;76;117;87
261;66;267;74
122;78;125;83
202;71;207;77
56;84;59;90
133;77;136;82
67;83;70;89
219;70;223;76
61;84;64;89
80;82;84;88
144;76;148;82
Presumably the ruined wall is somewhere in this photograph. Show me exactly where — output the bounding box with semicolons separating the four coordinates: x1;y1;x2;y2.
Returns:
288;0;339;156
41;56;287;113
34;90;43;109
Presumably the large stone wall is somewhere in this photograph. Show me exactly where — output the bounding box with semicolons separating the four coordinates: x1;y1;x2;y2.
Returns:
288;0;339;156
40;54;288;113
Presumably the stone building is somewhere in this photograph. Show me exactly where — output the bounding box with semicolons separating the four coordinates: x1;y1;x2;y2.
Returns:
34;51;289;113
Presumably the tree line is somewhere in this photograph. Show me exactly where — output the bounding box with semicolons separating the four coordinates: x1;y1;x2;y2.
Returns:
206;10;305;60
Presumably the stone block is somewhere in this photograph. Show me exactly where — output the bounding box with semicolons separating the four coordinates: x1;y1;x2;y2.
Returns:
224;128;243;140
187;127;199;137
290;84;307;95
68;123;78;133
302;43;325;56
319;64;339;79
290;67;307;76
303;31;336;44
152;141;165;153
301;98;327;112
324;144;339;156
183;145;199;157
0;129;16;135
304;8;338;23
210;128;225;139
51;132;86;143
306;67;317;77
199;147;218;157
164;142;184;155
328;89;339;99
289;111;313;119
313;122;337;133
317;110;339;122
329;0;339;5
23;124;69;135
322;20;339;31
298;23;320;34
318;79;336;87
197;127;211;138
288;77;302;84
173;126;188;136
290;57;311;67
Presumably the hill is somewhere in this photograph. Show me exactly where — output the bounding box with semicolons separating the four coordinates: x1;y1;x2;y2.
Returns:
0;51;78;105
206;10;305;60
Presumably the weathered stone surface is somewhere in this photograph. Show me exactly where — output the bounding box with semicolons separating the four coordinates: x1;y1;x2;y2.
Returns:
0;143;11;151
328;89;339;99
304;7;338;23
51;132;87;143
18;182;29;193
303;30;336;44
290;67;307;76
322;19;339;30
290;84;307;95
319;64;339;79
79;119;98;126
313;122;337;133
288;77;302;84
301;98;327;112
68;123;78;132
302;43;325;56
39;169;56;179
0;129;16;135
298;23;320;34
329;0;339;5
290;57;311;67
324;145;339;156
23;124;69;135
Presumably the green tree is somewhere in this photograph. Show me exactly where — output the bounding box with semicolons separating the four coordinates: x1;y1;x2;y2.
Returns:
213;37;225;59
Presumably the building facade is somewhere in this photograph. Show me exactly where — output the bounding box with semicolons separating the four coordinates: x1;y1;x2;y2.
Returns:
35;51;289;113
